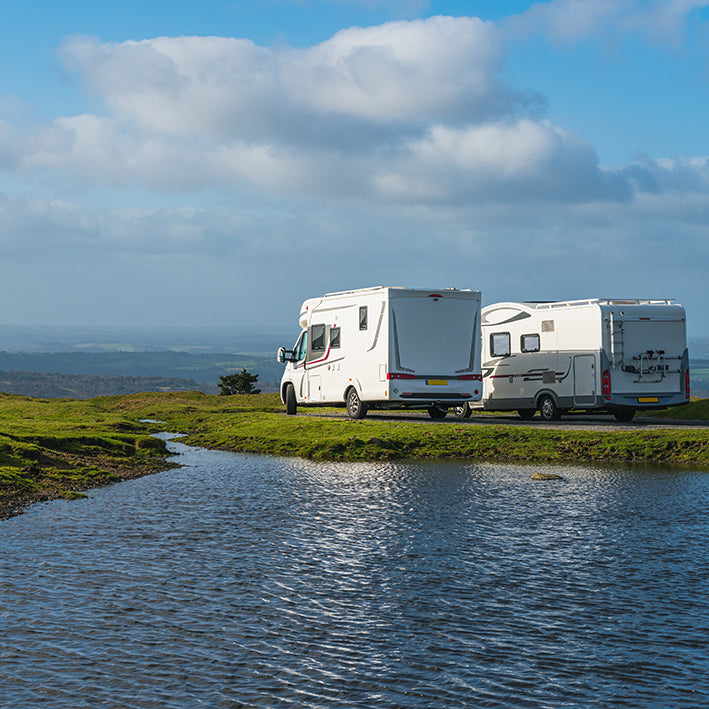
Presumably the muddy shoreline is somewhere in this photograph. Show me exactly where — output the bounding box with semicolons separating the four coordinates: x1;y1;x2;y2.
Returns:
0;453;178;522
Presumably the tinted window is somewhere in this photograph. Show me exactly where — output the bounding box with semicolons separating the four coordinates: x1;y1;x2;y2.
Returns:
359;306;368;330
295;332;308;361
330;326;341;348
521;333;540;353
311;324;326;352
490;332;511;357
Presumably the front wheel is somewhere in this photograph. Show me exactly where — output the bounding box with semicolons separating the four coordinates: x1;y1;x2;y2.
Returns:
452;402;472;419
538;395;561;421
427;406;448;419
614;409;635;422
346;388;368;419
285;384;297;415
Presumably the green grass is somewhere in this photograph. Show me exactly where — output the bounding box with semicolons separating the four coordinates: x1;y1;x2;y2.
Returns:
644;397;709;420
0;393;171;519
100;391;709;466
3;390;709;520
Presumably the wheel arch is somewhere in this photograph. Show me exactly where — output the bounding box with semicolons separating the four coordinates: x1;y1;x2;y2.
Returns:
281;380;295;403
534;388;560;409
342;379;363;403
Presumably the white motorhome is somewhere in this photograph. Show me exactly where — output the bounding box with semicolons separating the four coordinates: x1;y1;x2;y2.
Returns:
277;286;482;418
458;298;689;422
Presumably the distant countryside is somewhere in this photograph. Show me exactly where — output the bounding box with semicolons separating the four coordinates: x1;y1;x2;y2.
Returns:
0;351;284;399
0;331;706;400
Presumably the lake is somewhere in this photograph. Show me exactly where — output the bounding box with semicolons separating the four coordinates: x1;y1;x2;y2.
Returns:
1;435;708;707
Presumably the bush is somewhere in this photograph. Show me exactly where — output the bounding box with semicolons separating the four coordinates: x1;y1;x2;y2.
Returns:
218;369;261;395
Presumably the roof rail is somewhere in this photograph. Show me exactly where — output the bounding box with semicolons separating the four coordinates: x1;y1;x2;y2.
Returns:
533;298;675;310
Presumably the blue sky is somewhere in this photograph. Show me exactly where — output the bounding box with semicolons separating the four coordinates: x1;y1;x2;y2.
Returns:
1;0;708;337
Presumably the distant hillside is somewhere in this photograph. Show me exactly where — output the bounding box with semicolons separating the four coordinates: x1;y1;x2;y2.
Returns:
0;370;206;399
0;350;284;399
0;324;289;355
0;351;283;386
692;358;709;398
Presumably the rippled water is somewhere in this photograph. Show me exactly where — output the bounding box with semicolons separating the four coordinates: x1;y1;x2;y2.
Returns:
2;436;709;708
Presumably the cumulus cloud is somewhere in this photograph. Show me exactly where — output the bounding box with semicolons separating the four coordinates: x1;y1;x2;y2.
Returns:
59;17;515;137
503;0;709;46
619;155;709;194
1;6;707;332
0;11;707;208
1;16;629;204
373;119;633;203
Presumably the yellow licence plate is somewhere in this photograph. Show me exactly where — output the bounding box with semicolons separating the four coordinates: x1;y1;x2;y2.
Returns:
638;397;659;403
427;379;448;386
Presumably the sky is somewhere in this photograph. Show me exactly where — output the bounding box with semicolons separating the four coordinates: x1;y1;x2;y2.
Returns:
1;0;708;339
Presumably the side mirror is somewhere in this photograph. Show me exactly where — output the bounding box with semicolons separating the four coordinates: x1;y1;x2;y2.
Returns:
277;347;287;364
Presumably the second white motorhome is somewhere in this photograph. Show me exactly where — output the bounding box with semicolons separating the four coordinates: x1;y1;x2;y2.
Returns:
459;298;689;421
277;287;482;418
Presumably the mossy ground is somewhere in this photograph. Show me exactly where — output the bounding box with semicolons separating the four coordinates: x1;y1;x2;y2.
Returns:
100;391;709;466
0;393;172;519
3;391;709;520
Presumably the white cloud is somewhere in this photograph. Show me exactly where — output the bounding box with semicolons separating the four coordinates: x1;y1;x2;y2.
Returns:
0;16;629;204
1;11;708;332
373;119;632;203
58;17;517;141
0;12;703;208
503;0;709;46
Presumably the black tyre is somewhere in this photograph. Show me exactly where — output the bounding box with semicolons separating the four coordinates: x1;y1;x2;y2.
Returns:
346;388;368;419
285;384;297;415
538;395;561;421
614;409;635;422
452;402;472;419
427;406;448;420
518;409;535;420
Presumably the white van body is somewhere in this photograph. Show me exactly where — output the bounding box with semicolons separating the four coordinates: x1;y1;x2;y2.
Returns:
472;299;689;421
277;287;482;418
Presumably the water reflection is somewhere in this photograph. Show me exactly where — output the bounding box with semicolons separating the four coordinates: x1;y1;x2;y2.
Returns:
1;438;708;708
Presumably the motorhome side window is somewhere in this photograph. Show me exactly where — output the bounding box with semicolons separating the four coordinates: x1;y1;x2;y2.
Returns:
330;326;341;348
359;306;368;330
490;332;511;357
521;333;540;353
311;324;326;352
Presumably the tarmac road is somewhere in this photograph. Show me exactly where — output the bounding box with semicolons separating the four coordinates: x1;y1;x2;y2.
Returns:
302;409;709;431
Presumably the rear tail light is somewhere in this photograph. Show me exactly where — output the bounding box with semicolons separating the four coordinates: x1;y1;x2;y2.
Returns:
387;373;415;380
457;374;483;381
686;368;691;400
602;369;611;400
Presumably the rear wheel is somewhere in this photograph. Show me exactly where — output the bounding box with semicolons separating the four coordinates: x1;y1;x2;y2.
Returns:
614;409;635;422
452;403;472;419
427;406;448;419
518;409;535;420
538;395;561;421
346;388;368;419
285;384;297;415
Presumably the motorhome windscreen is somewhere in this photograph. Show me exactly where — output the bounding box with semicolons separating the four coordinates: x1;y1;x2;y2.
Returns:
391;295;476;373
296;332;308;361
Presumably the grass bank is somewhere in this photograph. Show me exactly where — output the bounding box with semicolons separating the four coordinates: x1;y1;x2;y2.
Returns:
0;393;172;520
3;391;709;520
100;391;709;466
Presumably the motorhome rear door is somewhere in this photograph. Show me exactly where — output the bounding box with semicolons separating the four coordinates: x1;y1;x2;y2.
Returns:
391;292;478;374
